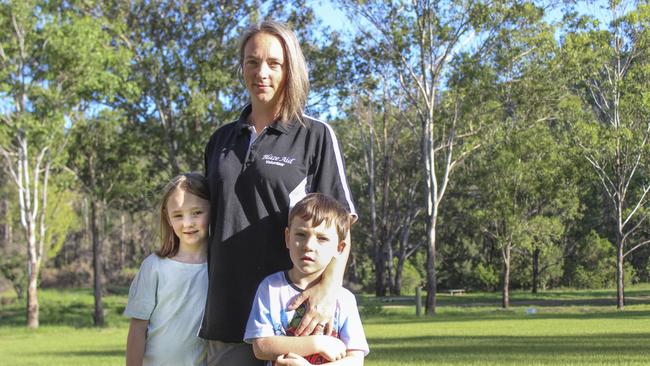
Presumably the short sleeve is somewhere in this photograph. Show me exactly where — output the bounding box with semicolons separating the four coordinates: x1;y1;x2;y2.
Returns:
309;122;356;216
338;292;369;356
243;278;276;343
124;255;158;320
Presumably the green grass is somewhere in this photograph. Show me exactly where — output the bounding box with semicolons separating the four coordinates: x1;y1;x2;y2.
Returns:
1;286;649;365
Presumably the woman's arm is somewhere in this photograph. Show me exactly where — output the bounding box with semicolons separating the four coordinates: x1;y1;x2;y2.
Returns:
125;318;148;366
252;335;346;361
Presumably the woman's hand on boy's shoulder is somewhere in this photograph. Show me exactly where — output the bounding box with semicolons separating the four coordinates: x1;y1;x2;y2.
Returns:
287;282;337;336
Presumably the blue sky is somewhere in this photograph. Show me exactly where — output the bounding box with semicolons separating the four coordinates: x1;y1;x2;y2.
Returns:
312;0;615;34
311;0;353;33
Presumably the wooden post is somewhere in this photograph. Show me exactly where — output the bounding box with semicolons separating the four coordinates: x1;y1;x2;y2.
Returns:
416;286;422;316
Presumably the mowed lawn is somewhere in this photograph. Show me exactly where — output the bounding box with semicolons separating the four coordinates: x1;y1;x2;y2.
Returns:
1;286;649;365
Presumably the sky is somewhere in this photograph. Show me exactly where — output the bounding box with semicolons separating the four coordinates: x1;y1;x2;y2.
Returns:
312;0;616;34
311;0;354;33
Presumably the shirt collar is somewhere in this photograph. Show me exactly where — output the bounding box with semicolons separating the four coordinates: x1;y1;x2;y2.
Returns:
235;104;298;135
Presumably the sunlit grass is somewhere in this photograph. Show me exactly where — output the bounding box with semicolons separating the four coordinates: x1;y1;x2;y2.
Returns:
363;304;650;366
1;286;649;365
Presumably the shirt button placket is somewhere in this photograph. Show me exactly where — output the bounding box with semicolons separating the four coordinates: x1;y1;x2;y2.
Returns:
246;139;258;168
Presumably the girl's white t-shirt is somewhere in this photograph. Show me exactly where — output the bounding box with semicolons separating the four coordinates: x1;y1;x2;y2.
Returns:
125;254;208;366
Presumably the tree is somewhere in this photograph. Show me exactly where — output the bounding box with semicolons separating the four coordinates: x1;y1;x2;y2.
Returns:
473;123;580;307
562;1;650;309
340;0;551;313
0;0;130;327
342;82;423;296
67;111;144;326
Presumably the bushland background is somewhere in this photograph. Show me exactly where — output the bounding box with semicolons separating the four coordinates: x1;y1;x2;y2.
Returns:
1;0;649;338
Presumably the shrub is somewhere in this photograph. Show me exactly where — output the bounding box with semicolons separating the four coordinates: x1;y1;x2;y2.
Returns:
360;302;383;317
474;262;500;291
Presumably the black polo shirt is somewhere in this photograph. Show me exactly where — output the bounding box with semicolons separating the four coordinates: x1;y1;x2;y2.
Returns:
199;105;356;342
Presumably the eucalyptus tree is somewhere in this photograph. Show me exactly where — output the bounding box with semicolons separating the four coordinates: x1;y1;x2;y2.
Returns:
339;73;423;296
473;124;580;307
562;1;650;309
338;0;553;313
67;111;145;326
0;0;130;327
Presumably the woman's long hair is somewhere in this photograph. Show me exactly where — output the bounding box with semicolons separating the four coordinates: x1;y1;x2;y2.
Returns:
238;20;310;125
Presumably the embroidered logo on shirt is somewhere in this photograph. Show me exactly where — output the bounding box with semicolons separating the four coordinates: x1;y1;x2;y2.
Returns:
262;154;296;167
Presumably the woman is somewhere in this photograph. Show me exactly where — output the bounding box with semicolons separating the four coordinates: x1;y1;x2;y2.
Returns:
200;20;356;365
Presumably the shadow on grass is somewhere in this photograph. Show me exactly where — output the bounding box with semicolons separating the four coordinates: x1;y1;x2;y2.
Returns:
362;309;650;325
0;288;130;328
361;294;650;308
34;350;124;357
366;333;650;363
0;302;95;327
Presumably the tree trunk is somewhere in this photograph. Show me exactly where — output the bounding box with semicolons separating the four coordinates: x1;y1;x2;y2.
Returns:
392;222;412;296
425;218;437;315
532;247;540;294
502;244;511;309
616;240;624;310
384;238;394;294
393;257;404;296
26;256;39;328
0;197;7;247
120;213;126;269
375;251;386;297
347;253;360;285
91;199;104;326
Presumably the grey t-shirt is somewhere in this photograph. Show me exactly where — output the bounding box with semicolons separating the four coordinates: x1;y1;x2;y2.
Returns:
125;254;208;366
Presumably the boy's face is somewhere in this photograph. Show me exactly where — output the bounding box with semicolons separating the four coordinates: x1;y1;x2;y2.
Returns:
285;216;343;280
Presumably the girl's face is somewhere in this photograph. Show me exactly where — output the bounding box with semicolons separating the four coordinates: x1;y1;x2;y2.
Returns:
242;32;286;109
166;188;210;250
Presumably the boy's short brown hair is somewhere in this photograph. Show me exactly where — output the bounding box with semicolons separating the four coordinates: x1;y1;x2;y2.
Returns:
288;193;351;241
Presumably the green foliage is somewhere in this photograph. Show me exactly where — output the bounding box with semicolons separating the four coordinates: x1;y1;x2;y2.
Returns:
43;14;132;106
475;263;500;291
395;259;423;295
45;184;81;259
2;0;650;298
67;111;151;209
470;121;582;287
360;301;384;317
0;253;26;300
567;231;615;289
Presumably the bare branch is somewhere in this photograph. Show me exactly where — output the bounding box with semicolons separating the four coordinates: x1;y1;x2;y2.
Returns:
622;122;650;197
622;185;650;229
579;143;616;199
0;145;20;186
624;239;650;258
622;215;647;243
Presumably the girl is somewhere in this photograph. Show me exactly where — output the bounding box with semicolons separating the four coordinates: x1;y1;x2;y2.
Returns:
125;173;210;366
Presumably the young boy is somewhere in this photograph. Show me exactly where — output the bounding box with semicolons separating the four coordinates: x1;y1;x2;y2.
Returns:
244;193;369;366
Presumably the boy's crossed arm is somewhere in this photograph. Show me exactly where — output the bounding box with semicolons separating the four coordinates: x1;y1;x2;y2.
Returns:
275;351;365;366
252;335;364;365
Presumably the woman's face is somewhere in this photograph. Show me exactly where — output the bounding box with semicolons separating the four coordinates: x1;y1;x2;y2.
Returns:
243;32;286;110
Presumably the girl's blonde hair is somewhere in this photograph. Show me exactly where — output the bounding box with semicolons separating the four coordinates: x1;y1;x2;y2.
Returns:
238;20;310;125
156;172;209;258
